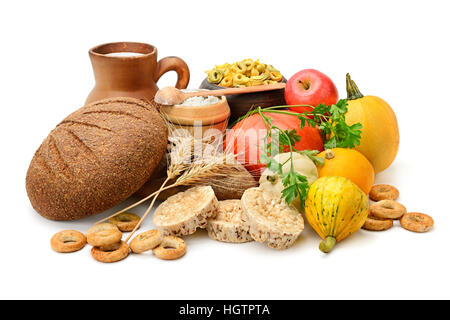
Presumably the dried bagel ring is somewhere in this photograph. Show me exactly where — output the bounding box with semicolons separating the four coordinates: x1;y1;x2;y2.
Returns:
87;224;122;247
51;230;87;253
369;184;399;201
87;223;118;235
109;212;140;232
370;200;406;220
98;242;122;252
91;241;129;263
153;236;186;260
400;212;434;233
362;214;393;231
130;230;163;254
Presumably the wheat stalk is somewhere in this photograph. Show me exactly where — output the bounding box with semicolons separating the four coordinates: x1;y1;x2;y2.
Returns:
95;139;244;227
124;176;170;243
95;109;245;243
94;135;193;225
124;151;240;241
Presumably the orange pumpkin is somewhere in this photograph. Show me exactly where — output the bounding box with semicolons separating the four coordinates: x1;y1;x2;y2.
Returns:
317;148;374;194
345;74;399;173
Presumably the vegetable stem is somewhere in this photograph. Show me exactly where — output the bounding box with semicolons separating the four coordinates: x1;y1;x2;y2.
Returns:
346;73;364;100
325;149;335;160
319;236;337;253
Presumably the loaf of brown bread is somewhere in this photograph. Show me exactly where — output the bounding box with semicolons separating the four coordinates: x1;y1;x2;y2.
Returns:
26;97;168;220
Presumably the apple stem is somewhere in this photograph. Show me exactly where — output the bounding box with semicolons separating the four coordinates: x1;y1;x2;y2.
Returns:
346;73;364;100
298;80;310;90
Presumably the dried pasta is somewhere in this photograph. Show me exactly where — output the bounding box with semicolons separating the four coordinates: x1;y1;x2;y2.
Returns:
205;59;282;87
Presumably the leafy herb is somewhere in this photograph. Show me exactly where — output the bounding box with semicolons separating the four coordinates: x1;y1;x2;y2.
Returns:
280;171;309;207
240;99;362;209
315;100;362;149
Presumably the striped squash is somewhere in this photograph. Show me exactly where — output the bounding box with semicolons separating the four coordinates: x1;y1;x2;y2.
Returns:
305;176;369;253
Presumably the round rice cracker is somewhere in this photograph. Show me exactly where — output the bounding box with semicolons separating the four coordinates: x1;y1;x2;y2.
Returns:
241;187;304;249
207;200;253;243
153;186;219;236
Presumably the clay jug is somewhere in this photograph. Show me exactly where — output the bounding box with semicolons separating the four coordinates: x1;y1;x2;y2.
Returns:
86;42;190;104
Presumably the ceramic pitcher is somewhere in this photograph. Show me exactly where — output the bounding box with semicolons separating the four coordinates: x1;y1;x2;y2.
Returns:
86;42;190;104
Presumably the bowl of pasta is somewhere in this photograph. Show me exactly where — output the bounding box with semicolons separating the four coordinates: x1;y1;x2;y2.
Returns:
200;59;286;123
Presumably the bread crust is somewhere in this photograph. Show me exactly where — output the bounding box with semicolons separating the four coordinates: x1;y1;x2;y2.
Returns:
26;97;168;220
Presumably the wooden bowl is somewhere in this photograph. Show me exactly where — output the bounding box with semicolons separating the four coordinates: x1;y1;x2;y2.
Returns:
200;78;287;124
160;91;230;139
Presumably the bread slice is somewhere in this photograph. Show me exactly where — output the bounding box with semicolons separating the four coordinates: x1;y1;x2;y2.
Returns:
241;187;304;249
206;200;253;243
153;186;219;236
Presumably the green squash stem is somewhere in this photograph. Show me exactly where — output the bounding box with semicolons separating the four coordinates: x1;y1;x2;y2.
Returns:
346;73;364;100
319;236;337;253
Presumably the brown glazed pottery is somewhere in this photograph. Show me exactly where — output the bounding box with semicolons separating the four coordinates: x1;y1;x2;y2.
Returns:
86;42;190;104
160;90;230;138
200;77;286;123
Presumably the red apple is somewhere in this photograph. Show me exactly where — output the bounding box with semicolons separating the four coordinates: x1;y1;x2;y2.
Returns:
285;69;338;113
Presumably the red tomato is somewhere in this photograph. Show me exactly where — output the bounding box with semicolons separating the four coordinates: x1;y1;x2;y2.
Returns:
224;112;324;177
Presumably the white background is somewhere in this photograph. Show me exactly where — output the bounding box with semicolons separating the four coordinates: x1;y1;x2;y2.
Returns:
1;0;449;300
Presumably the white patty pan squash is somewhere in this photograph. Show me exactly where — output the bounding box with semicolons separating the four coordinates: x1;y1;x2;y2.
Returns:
259;152;318;211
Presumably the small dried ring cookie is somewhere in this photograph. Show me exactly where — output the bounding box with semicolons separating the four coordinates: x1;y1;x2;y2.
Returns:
370;200;406;220
87;229;122;247
109;212;140;232
400;212;434;233
130;230;163;254
98;242;122;252
87;223;118;235
91;241;129;263
362;214;393;231
51;230;87;253
87;223;122;247
153;236;186;260
369;184;399;201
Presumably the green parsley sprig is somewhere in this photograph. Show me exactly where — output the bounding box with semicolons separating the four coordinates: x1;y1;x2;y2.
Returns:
241;99;362;210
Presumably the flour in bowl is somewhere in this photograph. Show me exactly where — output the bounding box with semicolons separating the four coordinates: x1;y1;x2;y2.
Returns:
180;95;221;106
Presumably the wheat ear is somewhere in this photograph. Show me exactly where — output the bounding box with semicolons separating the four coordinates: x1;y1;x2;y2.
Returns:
125;153;240;241
94;136;193;225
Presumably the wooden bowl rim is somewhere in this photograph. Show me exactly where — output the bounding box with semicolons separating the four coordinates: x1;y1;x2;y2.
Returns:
201;77;287;90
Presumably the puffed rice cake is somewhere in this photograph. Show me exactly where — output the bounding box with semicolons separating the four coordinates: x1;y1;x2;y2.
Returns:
153;186;219;236
241;187;304;249
206;200;253;243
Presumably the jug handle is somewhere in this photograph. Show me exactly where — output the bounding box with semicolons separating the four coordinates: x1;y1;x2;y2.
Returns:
154;56;190;89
